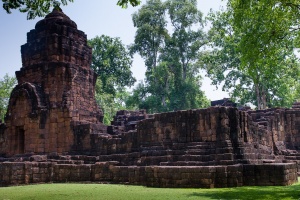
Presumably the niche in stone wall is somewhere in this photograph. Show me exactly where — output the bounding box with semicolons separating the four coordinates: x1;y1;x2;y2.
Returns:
15;126;25;154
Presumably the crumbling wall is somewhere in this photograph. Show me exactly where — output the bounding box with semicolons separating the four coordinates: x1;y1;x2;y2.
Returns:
285;109;300;150
83;106;300;165
137;107;237;146
109;110;148;134
246;109;286;152
0;123;6;156
234;108;300;162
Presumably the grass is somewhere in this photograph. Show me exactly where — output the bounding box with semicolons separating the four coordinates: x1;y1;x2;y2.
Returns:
0;179;300;200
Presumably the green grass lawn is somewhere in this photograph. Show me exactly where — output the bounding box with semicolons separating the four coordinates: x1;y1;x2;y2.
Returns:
0;179;300;200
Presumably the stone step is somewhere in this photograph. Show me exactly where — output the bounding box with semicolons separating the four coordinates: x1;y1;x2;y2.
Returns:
177;155;215;162
216;148;234;154
216;153;234;160
262;159;276;163
186;142;214;145
186;142;215;149
141;146;165;151
97;154;141;163
286;153;300;156
285;156;300;160
140;156;170;165
218;160;236;165
241;159;263;164
284;150;300;156
141;150;169;156
141;149;187;156
185;149;215;155
259;154;276;159
56;160;84;164
186;142;214;146
242;153;258;160
186;145;214;149
160;161;216;166
235;159;252;164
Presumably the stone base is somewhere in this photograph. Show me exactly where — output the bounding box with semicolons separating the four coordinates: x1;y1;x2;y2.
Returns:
0;161;297;188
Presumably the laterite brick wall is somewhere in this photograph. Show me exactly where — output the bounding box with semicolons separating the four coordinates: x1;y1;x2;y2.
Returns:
0;162;297;188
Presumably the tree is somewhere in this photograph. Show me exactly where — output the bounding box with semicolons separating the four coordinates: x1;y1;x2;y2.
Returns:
163;0;207;110
88;35;136;124
88;35;136;96
130;0;169;111
129;0;209;112
131;0;168;70
2;0;142;19
125;81;158;112
201;8;300;109
0;74;16;122
228;0;300;74
232;1;300;38
228;0;300;109
95;79;130;125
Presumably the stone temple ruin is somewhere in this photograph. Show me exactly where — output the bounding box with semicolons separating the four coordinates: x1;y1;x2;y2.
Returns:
0;9;300;188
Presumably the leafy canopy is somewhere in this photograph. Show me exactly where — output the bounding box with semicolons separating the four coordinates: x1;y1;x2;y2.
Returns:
202;4;300;109
2;0;142;19
88;35;136;124
128;0;209;113
2;0;74;19
228;0;300;69
94;79;130;125
88;35;136;96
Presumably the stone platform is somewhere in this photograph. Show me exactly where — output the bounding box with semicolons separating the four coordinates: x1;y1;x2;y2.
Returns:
0;155;297;188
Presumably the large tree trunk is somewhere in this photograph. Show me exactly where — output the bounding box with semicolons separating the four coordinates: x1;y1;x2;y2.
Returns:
255;83;267;110
183;65;187;80
161;75;169;109
255;84;262;110
261;87;267;109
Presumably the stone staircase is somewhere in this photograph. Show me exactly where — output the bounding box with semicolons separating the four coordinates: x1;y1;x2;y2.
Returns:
138;142;217;166
284;151;300;175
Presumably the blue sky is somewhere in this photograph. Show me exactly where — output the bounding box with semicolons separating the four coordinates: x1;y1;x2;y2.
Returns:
0;0;228;100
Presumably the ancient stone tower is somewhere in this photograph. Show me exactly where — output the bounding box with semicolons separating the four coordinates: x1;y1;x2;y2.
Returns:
1;8;104;156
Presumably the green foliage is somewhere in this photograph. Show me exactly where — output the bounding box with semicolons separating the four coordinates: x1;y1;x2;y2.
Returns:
2;0;74;19
202;6;300;109
221;0;300;109
0;74;16;122
129;0;209;113
88;35;136;96
229;0;300;65
125;81;159;113
117;0;141;8
89;35;135;124
0;179;300;200
2;0;142;19
95;79;130;125
131;0;168;69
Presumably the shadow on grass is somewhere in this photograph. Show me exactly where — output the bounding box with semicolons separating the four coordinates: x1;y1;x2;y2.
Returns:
187;184;300;200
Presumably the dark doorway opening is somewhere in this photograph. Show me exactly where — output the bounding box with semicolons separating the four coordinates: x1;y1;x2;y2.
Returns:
15;126;25;154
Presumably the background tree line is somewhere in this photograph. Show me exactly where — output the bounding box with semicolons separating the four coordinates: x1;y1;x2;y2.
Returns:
1;0;300;124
